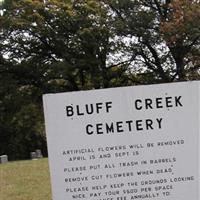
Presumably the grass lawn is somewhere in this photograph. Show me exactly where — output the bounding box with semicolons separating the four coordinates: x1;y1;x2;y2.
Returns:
0;158;52;200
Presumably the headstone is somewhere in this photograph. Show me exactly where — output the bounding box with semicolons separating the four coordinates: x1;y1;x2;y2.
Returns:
36;149;43;158
43;81;200;200
30;152;37;160
0;155;8;164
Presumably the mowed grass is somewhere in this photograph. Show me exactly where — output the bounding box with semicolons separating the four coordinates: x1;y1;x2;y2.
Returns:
0;158;52;200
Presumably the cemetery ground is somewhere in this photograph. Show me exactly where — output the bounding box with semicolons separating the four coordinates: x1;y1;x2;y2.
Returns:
0;158;51;200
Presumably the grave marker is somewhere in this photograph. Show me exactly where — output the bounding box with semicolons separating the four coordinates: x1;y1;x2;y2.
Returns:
30;152;37;160
36;149;43;158
0;155;8;164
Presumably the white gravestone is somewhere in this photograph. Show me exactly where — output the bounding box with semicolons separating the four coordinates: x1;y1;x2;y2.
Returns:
36;149;43;158
43;81;200;200
30;152;37;160
0;155;8;164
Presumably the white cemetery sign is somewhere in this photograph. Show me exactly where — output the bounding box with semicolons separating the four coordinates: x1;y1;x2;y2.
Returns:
43;81;200;200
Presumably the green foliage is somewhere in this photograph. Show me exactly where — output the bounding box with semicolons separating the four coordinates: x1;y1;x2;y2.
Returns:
0;66;46;159
0;0;117;160
106;0;200;82
0;0;200;160
1;0;116;89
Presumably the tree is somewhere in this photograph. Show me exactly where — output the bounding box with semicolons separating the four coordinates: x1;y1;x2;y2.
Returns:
1;0;121;90
0;0;129;160
104;0;200;82
0;57;47;159
1;0;200;160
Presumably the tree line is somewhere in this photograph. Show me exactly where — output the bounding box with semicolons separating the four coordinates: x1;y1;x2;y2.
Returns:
0;0;200;160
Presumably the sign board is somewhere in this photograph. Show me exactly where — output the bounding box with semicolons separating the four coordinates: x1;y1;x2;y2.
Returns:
43;81;200;200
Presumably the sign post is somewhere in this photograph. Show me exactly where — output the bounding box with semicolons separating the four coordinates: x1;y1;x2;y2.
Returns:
43;81;200;200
